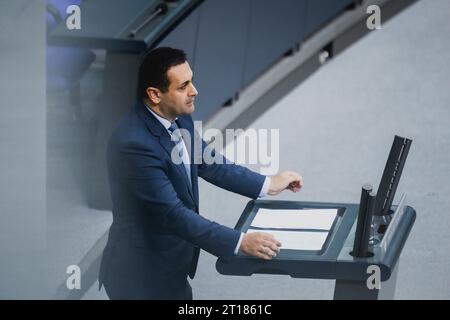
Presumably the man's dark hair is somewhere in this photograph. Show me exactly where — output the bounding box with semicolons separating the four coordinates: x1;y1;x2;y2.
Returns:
137;47;187;100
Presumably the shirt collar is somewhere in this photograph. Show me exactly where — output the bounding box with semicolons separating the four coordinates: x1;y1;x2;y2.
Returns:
144;104;177;131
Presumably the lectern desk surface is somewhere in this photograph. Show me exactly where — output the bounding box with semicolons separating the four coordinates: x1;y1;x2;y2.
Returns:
216;199;416;282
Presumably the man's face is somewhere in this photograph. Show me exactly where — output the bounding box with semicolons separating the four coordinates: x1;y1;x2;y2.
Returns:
159;62;198;119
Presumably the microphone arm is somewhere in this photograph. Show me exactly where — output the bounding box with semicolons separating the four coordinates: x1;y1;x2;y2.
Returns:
129;3;169;38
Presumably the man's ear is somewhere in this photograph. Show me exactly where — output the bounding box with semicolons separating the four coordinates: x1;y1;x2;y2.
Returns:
146;87;161;105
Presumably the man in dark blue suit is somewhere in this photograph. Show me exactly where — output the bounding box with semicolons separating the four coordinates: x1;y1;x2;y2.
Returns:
99;47;303;299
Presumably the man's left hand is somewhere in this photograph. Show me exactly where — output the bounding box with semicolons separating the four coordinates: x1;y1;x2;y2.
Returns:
268;171;303;196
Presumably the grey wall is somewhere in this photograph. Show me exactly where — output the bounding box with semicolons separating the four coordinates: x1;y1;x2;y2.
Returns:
157;0;356;121
193;0;251;120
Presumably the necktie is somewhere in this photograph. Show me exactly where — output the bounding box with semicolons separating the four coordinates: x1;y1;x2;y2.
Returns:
168;122;191;185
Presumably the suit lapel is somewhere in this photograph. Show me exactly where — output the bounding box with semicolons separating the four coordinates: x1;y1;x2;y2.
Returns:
135;102;196;205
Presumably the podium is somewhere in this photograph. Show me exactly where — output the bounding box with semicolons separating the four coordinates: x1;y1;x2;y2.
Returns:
217;136;415;300
216;196;415;300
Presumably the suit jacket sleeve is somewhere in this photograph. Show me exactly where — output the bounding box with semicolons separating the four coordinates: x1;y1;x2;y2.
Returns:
114;140;241;258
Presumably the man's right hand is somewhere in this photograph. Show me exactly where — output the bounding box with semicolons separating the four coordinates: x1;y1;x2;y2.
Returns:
240;232;282;260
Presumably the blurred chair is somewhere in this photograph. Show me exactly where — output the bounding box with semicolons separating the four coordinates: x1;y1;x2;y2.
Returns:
46;0;95;120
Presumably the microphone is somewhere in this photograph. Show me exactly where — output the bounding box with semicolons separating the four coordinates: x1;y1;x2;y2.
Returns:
352;185;376;258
